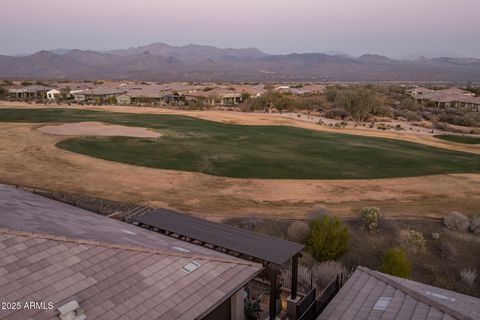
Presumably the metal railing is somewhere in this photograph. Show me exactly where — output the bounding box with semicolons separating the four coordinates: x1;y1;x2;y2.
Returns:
297;288;316;320
122;202;151;222
294;271;348;320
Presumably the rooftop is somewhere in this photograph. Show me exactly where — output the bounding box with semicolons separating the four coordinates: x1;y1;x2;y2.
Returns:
9;85;52;93
135;208;305;265
415;87;476;103
0;228;261;320
0;184;263;319
0;184;238;259
78;88;126;96
318;266;480;320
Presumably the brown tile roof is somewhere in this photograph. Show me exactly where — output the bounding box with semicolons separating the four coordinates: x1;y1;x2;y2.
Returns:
318;266;480;320
0;228;261;320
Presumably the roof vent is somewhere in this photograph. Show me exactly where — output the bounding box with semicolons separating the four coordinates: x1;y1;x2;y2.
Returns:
426;291;456;302
182;261;201;273
172;246;191;253
373;297;392;311
57;300;86;320
119;229;136;235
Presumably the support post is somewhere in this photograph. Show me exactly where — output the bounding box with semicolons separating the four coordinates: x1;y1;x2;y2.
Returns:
291;255;298;300
286;255;302;319
269;267;277;320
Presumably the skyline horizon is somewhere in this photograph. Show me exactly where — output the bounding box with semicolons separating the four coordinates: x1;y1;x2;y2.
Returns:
7;41;480;60
1;0;479;59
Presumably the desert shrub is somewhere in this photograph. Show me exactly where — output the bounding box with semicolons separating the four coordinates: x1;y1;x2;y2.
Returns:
291;260;345;294
470;215;480;236
299;251;316;267
324;108;349;120
311;261;345;281
376;123;387;130
308;216;349;262
444;212;470;232
440;111;480;127
372;105;394;118
405;111;422;121
397;229;426;253
421;111;434;121
439;242;457;261
460;268;477;286
287;221;310;244
361;207;380;233
381;248;411;278
399;97;423;111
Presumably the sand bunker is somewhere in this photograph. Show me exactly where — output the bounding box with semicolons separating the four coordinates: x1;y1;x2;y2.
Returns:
38;122;161;138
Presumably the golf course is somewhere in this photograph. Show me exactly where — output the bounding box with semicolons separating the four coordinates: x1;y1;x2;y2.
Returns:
1;108;480;179
434;134;480;145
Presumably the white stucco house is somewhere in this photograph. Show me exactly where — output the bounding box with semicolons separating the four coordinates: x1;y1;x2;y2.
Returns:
46;89;60;100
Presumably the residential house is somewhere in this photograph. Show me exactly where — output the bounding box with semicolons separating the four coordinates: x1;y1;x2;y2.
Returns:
116;94;132;105
184;88;243;105
0;184;262;320
415;87;480;112
302;84;326;95
123;86;166;105
46;88;60;100
74;88;126;103
274;84;326;95
8;85;51;100
317;266;480;320
406;86;434;96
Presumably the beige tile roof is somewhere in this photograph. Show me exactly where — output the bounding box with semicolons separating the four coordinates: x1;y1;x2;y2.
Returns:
0;184;262;319
318;266;480;320
0;184;237;259
0;228;261;320
416;88;476;104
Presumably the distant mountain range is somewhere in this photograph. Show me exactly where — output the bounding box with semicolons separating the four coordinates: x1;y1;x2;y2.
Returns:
1;42;480;82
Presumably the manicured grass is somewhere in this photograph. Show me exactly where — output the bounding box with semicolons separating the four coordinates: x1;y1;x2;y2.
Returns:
434;134;480;145
2;108;480;179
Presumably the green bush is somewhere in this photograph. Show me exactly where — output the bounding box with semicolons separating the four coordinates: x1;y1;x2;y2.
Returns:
361;207;380;233
398;229;426;253
382;248;411;278
308;216;349;262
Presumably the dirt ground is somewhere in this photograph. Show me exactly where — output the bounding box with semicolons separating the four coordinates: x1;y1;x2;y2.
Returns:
38;122;162;138
1;102;480;219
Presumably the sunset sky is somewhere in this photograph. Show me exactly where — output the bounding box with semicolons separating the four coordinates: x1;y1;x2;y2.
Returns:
1;0;479;58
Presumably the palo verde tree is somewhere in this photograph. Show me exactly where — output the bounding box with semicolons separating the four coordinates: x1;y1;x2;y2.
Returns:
251;90;295;113
336;87;380;122
308;216;349;262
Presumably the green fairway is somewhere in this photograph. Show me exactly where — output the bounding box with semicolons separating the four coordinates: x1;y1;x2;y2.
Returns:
434;134;480;145
1;108;480;179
